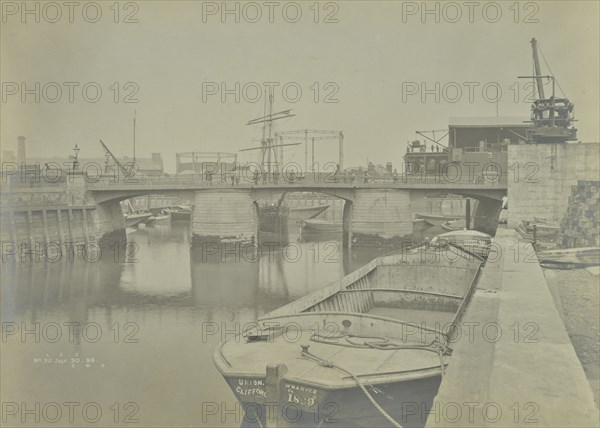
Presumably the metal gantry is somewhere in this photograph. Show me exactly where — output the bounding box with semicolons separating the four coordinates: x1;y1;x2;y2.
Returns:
176;152;238;174
274;129;344;173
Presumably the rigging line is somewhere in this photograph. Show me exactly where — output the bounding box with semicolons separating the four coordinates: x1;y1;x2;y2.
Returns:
538;42;567;98
531;48;536;98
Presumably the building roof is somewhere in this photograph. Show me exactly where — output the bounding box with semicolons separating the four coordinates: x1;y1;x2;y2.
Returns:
24;156;163;173
449;117;530;128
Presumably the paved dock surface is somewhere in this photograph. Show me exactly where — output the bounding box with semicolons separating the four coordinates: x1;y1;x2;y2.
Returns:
426;228;599;427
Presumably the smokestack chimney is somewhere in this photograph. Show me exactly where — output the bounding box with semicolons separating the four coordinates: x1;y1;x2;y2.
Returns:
17;136;26;164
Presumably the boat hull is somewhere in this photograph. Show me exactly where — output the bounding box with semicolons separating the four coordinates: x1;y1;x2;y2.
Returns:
125;213;152;227
146;214;170;225
441;219;465;232
259;228;289;245
258;206;290;245
415;213;462;227
432;230;492;259
170;210;191;221
300;219;343;234
221;372;441;427
288;205;330;221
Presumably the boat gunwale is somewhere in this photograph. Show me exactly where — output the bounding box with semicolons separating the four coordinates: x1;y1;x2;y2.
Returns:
257;311;449;337
214;325;450;389
214;342;446;390
338;288;463;300
217;368;445;391
264;242;483;319
416;213;463;221
444;262;484;343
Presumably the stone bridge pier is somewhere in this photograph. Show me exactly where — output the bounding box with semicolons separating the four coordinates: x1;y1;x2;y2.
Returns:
191;189;258;245
189;188;417;248
345;189;414;246
472;196;503;235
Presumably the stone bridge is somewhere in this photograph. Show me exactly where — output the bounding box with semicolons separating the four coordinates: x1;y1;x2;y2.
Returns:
82;172;506;247
1;171;506;248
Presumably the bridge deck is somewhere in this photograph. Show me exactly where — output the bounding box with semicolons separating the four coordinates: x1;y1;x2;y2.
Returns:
82;173;508;191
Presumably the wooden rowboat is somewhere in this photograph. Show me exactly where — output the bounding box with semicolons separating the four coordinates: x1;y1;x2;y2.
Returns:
214;242;483;427
432;230;493;259
289;205;330;222
170;205;192;221
124;212;152;228
299;219;343;234
440;219;466;232
415;213;463;227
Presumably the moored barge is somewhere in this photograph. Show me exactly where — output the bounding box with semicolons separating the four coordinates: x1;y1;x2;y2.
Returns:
214;242;483;427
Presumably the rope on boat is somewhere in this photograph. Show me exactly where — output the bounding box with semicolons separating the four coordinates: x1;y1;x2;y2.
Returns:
300;340;448;428
310;331;448;355
300;346;404;428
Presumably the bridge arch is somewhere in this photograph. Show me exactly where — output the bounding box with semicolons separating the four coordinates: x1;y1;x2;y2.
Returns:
88;182;506;247
410;189;505;235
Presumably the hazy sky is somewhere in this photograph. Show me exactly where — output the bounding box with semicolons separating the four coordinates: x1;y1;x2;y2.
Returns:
2;1;599;172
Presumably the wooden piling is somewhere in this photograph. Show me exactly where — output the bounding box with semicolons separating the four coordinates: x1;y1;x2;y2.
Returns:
42;209;50;247
265;363;288;428
67;208;75;256
465;198;471;230
26;210;34;251
8;210;16;242
56;209;65;246
82;208;90;244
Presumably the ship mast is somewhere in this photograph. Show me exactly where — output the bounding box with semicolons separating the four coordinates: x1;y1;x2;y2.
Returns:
240;90;299;177
267;92;274;175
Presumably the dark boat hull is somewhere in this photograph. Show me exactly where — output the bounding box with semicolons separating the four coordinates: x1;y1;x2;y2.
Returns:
258;206;290;245
125;213;152;227
300;220;343;234
145;214;170;225
170;210;191;221
441;219;466;232
288;205;330;221
415;213;462;227
223;373;441;428
259;227;289;245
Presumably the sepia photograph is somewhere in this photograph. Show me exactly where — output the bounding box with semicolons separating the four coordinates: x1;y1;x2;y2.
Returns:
1;1;599;427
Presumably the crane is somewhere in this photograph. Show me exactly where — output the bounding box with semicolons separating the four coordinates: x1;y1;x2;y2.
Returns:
517;38;577;143
530;38;546;101
99;139;132;178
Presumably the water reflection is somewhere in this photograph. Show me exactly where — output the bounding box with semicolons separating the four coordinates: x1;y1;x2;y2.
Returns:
1;222;387;427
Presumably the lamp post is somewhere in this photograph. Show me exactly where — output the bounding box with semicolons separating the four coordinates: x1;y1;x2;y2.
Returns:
104;151;111;173
73;144;80;171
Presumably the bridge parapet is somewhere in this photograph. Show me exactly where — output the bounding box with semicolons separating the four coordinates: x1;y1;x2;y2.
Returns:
84;172;507;191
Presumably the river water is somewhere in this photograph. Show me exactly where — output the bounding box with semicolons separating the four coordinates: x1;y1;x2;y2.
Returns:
1;221;391;427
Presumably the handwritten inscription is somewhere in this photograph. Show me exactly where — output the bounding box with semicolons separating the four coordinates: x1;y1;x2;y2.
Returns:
32;352;105;368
